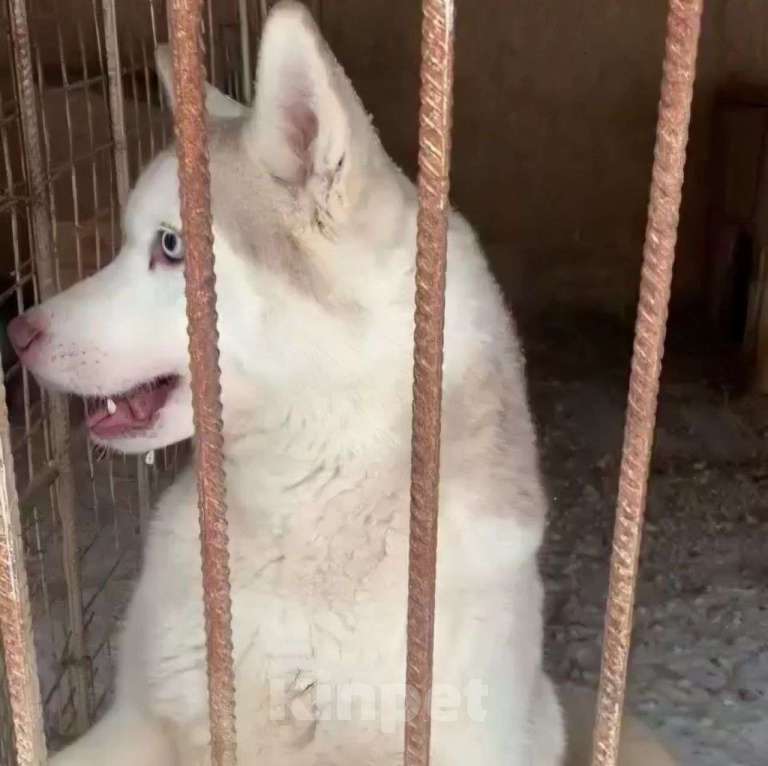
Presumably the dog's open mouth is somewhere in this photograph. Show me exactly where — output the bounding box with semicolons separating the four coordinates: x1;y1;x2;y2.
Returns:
85;375;179;439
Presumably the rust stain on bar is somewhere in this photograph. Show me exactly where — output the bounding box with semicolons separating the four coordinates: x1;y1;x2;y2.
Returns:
591;1;704;764
404;2;455;766
168;1;237;764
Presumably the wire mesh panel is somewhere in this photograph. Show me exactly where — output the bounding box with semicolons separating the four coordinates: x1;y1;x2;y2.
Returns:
3;0;91;750
23;0;160;742
0;0;230;757
0;0;253;760
0;370;47;765
0;3;45;755
114;0;171;184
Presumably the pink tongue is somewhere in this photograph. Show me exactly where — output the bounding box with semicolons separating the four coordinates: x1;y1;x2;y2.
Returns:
87;387;169;438
127;388;159;421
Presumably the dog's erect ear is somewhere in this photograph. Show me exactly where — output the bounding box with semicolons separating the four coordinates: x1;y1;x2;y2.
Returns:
154;44;248;120
247;1;379;230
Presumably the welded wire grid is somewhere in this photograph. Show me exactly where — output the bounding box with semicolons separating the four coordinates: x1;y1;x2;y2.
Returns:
590;1;704;765
6;0;90;748
0;0;253;759
26;0;166;740
0;13;49;757
0;0;216;757
404;2;455;766
167;0;237;763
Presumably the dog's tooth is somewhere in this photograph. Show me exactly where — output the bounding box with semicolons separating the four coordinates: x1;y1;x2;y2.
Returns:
106;398;117;415
145;450;155;466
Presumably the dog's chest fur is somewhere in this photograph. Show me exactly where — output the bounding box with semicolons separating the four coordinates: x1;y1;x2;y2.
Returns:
124;452;418;727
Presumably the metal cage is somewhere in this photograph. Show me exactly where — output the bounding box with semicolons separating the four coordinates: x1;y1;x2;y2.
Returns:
0;1;705;765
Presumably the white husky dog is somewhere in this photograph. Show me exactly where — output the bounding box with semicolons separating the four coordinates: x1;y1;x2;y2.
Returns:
9;2;678;764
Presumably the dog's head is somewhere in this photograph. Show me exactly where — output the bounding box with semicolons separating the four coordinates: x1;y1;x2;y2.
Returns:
9;1;415;454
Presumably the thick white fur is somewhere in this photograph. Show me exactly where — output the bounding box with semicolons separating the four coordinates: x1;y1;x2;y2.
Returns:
20;2;676;764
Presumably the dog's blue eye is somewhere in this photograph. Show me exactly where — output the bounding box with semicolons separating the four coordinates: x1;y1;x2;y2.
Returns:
159;229;184;262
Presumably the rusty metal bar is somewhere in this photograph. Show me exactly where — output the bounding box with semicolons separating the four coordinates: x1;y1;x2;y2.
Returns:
9;0;92;736
403;2;455;766
0;373;47;766
168;1;237;764
590;1;704;764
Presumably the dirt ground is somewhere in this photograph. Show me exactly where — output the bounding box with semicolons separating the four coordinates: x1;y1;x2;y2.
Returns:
525;311;768;766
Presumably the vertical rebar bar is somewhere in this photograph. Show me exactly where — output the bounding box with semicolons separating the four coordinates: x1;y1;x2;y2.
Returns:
0;370;47;766
9;0;91;735
168;1;237;764
403;2;455;766
590;2;704;764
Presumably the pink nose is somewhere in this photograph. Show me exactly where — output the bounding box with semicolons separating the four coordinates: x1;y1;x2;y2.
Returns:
8;313;45;354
